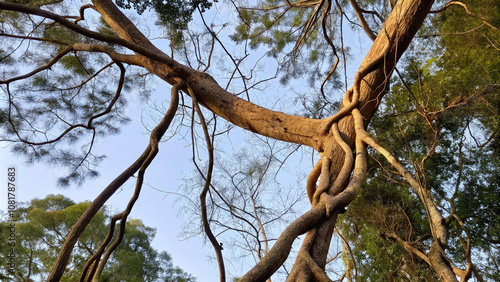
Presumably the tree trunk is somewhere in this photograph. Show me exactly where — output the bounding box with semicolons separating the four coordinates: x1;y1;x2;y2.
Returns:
287;0;436;280
20;0;437;280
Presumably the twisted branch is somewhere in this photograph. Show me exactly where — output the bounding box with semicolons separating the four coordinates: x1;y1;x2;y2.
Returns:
187;86;226;282
48;83;182;281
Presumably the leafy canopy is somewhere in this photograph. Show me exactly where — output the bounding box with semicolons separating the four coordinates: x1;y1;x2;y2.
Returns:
115;0;215;30
0;194;196;281
337;0;500;280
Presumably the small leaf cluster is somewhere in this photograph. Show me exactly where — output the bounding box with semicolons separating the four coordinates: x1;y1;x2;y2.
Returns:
114;0;215;31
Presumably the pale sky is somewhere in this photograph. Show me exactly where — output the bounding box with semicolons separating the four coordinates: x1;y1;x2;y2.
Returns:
0;99;221;281
0;2;373;280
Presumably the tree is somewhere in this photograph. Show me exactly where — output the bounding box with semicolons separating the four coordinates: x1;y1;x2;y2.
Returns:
0;0;498;281
0;194;195;281
337;1;499;280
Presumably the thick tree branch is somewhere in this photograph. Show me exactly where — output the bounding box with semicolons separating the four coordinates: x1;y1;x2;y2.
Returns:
48;83;182;281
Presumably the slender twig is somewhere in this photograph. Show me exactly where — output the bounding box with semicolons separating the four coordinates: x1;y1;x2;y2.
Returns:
335;227;358;280
320;0;339;101
186;85;226;282
429;1;498;30
198;8;251;101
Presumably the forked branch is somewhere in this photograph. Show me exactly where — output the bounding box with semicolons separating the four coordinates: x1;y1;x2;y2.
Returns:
48;83;182;281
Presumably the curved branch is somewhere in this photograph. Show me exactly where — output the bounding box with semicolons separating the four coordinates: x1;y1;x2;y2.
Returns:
79;213;119;281
6;84;89;146
74;4;95;24
187;86;226;282
320;109;367;217
307;159;322;202
92;84;181;278
349;0;377;40
48;83;182;282
4;53;129;147
87;61;125;127
58;62;114;91
320;0;340;100
313;156;333;205
328;123;354;196
241;204;327;281
430;1;498;30
1;45;73;84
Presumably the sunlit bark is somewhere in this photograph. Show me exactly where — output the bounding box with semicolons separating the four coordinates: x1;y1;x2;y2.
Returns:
1;0;470;281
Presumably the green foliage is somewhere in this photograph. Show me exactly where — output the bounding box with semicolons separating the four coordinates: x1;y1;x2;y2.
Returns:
0;0;144;186
229;1;347;88
115;0;215;30
0;195;196;281
230;5;303;54
0;50;14;65
43;24;85;46
338;0;500;280
59;55;94;76
339;162;438;280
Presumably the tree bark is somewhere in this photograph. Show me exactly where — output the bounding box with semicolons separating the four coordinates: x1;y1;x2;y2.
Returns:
287;0;436;280
89;0;438;280
91;0;329;151
0;0;441;280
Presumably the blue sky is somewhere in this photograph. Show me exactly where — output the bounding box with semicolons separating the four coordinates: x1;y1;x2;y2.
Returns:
0;101;221;280
0;1;374;279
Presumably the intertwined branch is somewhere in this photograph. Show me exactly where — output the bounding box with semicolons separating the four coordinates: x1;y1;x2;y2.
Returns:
77;83;182;281
2;0;480;281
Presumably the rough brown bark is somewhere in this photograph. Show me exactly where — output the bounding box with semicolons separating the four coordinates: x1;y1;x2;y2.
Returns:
91;0;329;151
0;0;448;280
285;1;437;280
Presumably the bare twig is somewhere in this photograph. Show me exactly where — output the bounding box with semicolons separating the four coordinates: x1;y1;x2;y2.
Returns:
430;1;498;30
187;85;226;282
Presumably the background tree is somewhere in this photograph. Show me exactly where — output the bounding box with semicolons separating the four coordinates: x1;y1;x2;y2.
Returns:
0;0;498;281
0;194;195;281
179;136;308;279
337;1;500;280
